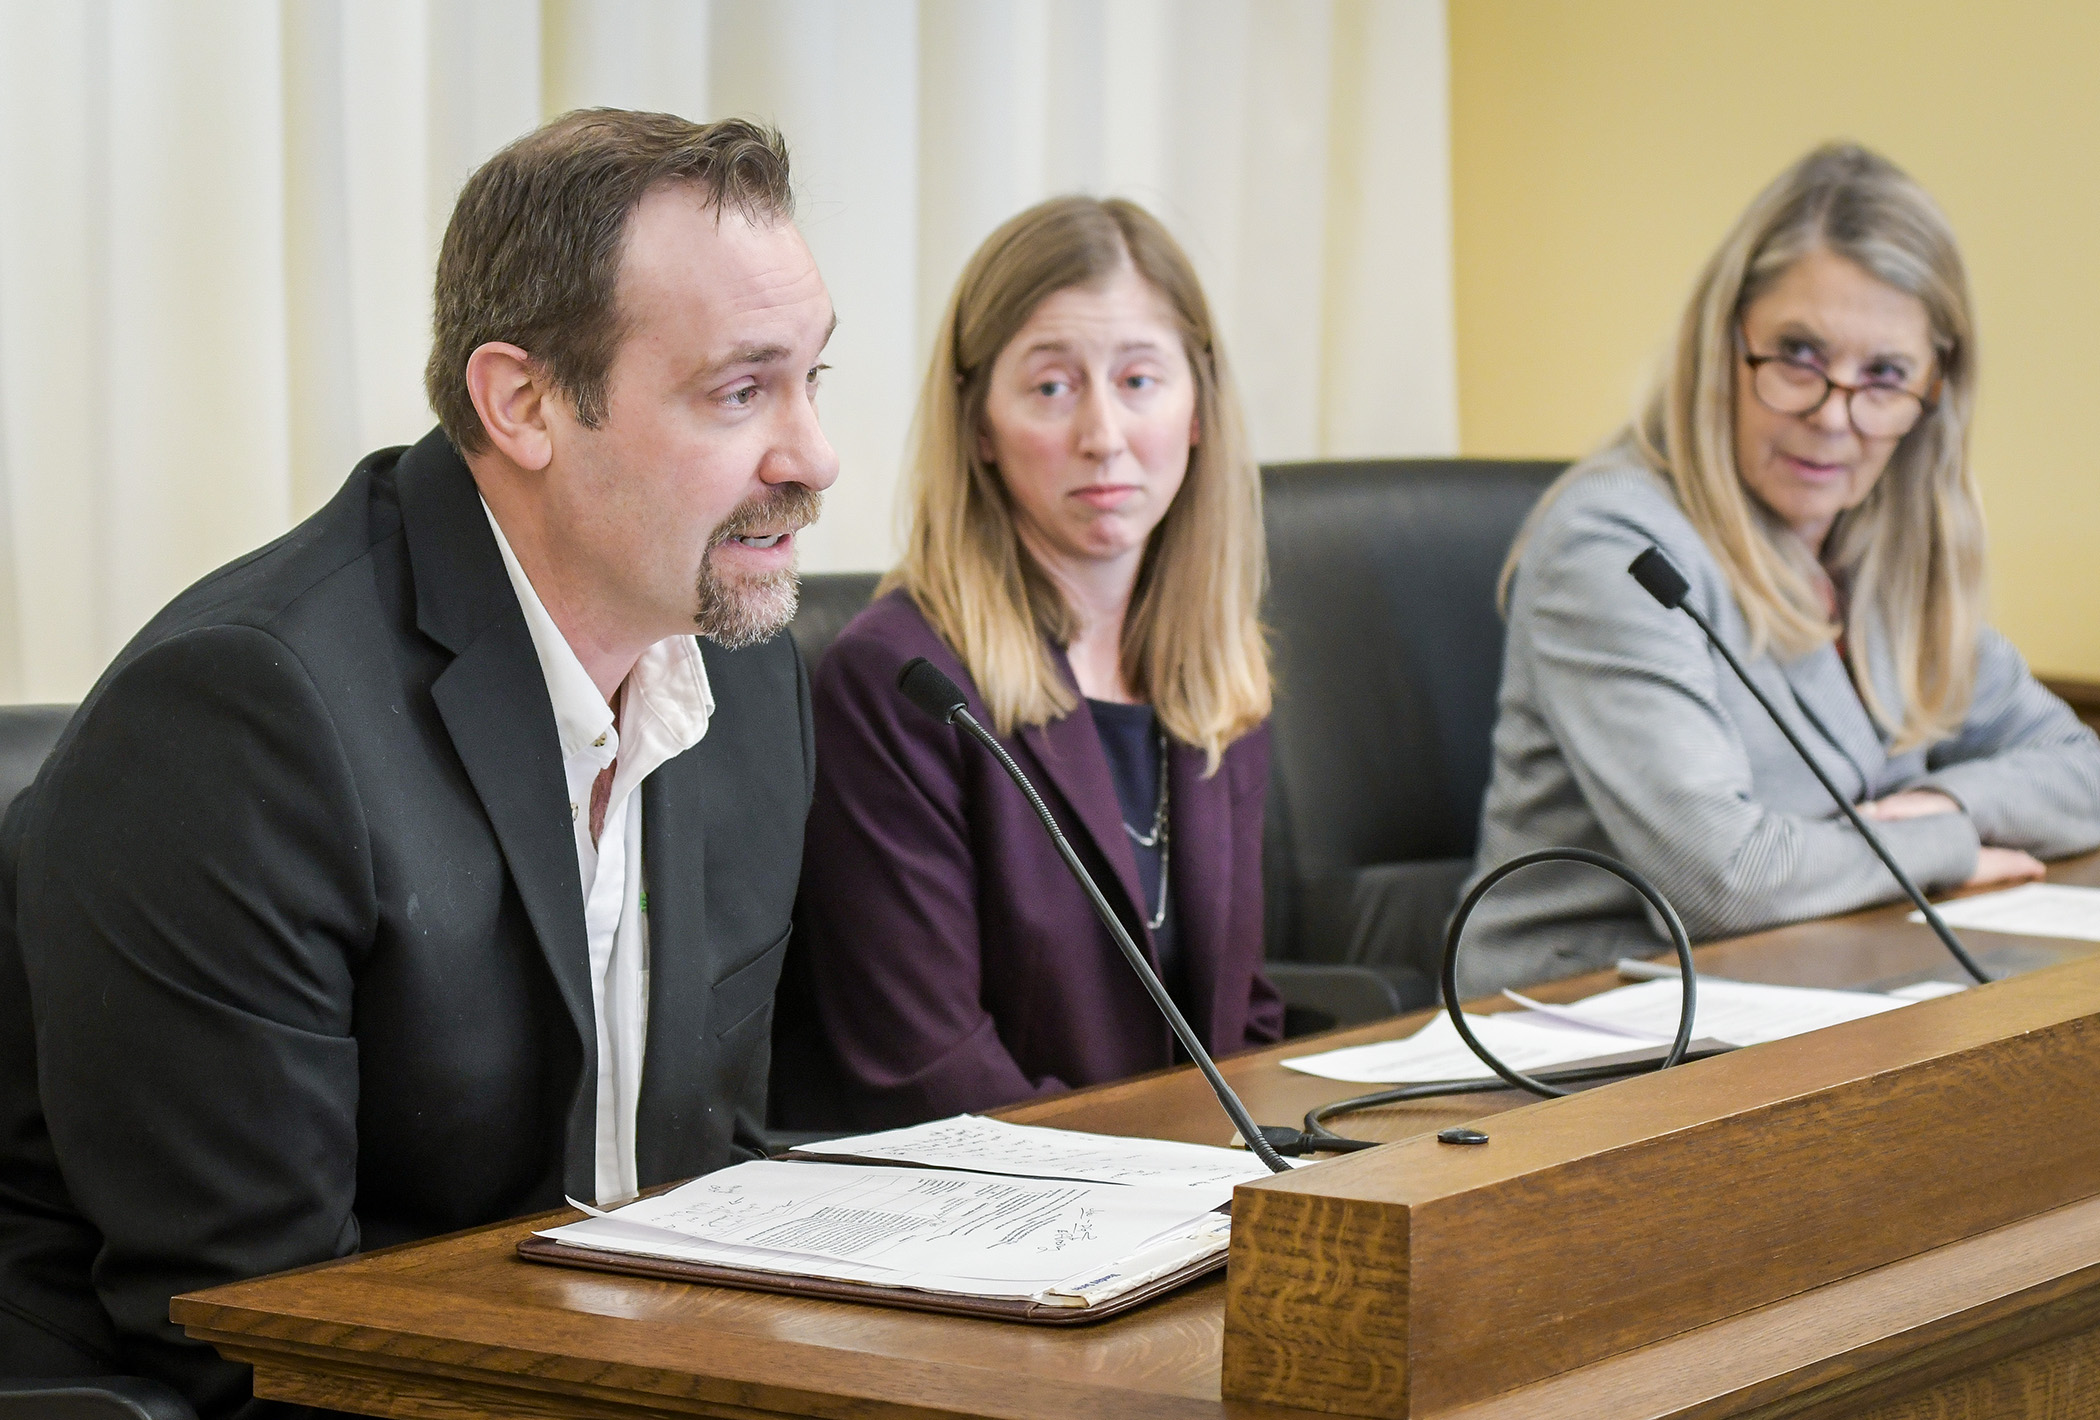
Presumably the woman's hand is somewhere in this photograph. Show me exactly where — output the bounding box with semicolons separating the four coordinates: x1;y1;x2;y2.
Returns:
1858;789;1962;821
1965;846;2047;889
1854;791;2044;887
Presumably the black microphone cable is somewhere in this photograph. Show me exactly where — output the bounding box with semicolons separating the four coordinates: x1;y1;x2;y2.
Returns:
1297;846;1705;1151
1628;545;1992;985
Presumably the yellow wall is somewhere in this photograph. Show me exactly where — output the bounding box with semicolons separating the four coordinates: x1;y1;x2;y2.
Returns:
1449;0;2100;681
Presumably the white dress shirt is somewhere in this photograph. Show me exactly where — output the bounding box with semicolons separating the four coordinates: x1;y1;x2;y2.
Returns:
484;504;714;1204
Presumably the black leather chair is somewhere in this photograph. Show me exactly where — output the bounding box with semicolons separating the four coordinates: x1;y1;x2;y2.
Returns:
788;572;883;674
0;707;200;1420
0;705;70;818
1259;459;1563;1027
0;1379;195;1420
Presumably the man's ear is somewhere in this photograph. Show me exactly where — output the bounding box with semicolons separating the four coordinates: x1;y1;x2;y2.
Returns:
464;342;555;471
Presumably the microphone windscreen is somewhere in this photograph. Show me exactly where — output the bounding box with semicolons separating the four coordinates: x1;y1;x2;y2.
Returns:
896;657;969;723
1629;546;1691;610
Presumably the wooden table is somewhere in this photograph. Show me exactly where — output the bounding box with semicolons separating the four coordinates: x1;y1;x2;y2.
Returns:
174;853;2100;1420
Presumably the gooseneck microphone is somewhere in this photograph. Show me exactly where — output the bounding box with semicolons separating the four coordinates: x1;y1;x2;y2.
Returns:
894;657;1294;1173
1628;546;1990;983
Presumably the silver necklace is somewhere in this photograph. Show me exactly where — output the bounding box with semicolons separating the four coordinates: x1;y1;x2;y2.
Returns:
1121;727;1170;930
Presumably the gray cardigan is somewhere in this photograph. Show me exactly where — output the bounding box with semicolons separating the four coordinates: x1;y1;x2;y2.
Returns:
1458;447;2100;995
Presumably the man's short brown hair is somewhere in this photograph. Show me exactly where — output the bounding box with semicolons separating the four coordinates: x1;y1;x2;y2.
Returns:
425;109;794;455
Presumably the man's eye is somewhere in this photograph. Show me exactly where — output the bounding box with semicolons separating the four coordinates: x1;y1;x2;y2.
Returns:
726;385;759;407
1034;380;1068;398
808;363;829;388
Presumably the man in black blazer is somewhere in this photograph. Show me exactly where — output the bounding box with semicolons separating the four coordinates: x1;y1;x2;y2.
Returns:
0;111;837;1417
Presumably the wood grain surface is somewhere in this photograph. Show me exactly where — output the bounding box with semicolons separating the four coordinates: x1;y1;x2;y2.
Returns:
172;851;2100;1420
1221;951;2100;1414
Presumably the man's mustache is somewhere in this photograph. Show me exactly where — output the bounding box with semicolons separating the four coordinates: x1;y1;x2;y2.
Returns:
710;483;824;547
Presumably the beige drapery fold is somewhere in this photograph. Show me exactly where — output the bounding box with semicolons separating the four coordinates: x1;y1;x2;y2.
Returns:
0;0;1452;703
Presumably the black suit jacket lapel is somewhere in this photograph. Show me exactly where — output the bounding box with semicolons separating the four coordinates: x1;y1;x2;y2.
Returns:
395;431;596;1194
636;751;706;1184
635;637;812;1185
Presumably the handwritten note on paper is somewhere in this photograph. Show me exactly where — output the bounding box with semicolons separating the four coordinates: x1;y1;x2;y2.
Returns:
791;1114;1276;1193
1909;883;2100;943
547;1160;1228;1286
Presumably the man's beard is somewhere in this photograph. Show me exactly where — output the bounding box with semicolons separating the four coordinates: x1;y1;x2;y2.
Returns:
692;483;824;649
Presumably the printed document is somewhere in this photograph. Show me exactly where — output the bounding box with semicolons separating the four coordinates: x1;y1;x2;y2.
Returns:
790;1114;1278;1192
534;1160;1232;1303
1908;883;2100;943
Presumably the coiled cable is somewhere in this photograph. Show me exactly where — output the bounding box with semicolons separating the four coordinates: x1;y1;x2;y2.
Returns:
1288;847;1700;1153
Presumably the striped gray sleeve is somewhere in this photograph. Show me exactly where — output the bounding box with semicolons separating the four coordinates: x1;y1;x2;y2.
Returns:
1916;629;2100;859
1520;502;1979;941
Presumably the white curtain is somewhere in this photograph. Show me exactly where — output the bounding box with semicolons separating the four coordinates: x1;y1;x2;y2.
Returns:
0;0;1452;704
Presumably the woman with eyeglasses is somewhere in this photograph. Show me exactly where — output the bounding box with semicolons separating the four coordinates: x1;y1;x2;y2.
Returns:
1457;143;2100;995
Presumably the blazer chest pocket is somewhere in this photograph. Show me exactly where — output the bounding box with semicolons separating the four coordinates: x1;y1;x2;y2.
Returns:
712;927;791;1041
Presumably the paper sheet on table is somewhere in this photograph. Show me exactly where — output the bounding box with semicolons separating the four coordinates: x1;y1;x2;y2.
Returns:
1280;1009;1653;1084
1530;977;1910;1047
1885;979;1969;1001
1281;978;1934;1084
790;1114;1283;1189
535;1160;1228;1287
1908;883;2100;942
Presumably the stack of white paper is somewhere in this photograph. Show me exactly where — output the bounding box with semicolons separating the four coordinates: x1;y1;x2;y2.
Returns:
1281;976;1958;1085
535;1118;1252;1306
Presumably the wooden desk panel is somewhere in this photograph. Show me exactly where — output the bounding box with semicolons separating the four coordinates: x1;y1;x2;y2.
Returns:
175;852;2100;1420
183;1226;1262;1420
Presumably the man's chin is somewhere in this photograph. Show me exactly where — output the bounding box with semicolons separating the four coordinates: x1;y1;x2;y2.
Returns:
692;567;800;649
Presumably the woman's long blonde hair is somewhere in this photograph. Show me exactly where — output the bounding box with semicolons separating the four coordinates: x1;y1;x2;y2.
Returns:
882;196;1270;770
1510;143;1986;752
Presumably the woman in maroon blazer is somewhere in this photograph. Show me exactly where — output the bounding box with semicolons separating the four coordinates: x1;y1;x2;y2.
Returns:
772;196;1280;1129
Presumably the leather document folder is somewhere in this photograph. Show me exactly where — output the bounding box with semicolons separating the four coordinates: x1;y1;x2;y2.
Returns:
516;1233;1222;1324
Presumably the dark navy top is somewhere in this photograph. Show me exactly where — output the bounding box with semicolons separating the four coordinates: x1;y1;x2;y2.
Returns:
1086;697;1182;1009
